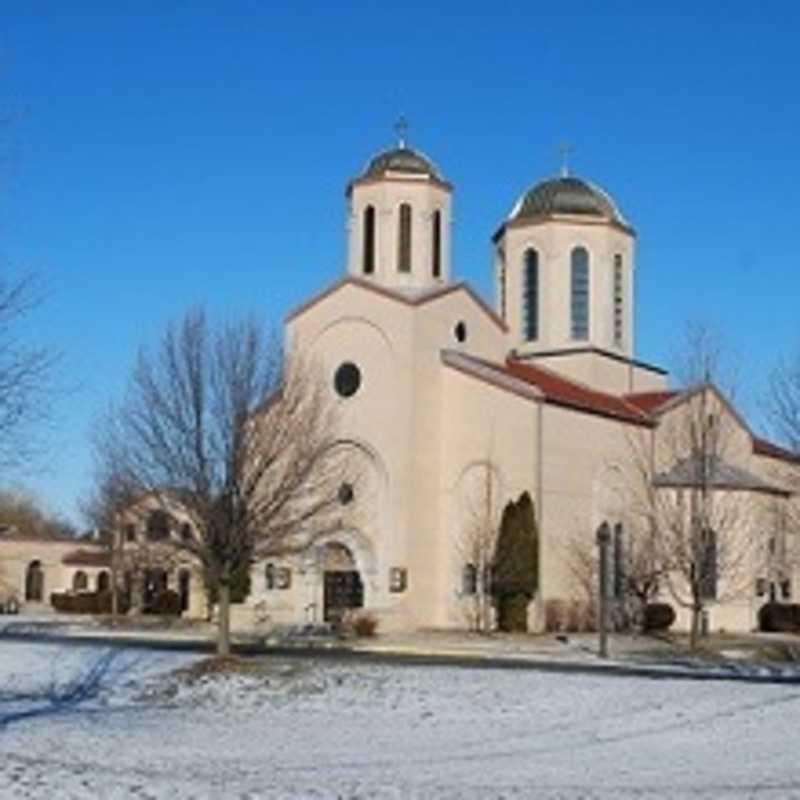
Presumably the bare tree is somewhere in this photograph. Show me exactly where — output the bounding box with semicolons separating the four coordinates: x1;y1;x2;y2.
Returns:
629;326;763;648
768;351;800;456
93;308;353;655
456;460;501;633
0;272;57;472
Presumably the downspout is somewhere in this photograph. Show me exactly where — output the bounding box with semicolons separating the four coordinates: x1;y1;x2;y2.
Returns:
536;397;545;631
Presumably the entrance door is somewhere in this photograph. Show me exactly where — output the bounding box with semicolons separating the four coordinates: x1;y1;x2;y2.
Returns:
323;570;364;622
321;542;364;622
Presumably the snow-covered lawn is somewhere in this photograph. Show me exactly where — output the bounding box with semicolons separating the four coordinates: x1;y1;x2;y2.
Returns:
1;642;799;799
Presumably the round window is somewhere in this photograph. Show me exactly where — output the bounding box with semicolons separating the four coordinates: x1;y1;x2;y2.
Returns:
334;362;361;398
338;482;354;505
454;321;467;343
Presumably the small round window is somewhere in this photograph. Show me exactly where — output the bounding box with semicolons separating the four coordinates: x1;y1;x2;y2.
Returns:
454;321;467;343
334;362;361;398
338;482;354;505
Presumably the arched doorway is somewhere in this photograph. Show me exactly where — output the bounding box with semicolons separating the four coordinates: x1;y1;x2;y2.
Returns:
322;543;363;623
97;571;110;593
25;561;44;602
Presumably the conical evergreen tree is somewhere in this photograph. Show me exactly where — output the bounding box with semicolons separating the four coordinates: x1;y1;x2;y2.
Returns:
492;491;539;632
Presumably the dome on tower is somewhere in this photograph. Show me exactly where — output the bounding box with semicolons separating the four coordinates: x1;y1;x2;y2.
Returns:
361;145;444;181
509;175;627;227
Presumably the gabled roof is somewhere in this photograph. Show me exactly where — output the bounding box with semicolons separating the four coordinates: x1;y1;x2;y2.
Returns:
441;351;653;426
653;454;791;496
752;436;800;465
440;351;543;403
504;358;653;425
285;276;507;332
624;390;680;414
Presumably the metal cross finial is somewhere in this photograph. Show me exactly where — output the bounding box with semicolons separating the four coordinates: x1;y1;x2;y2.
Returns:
559;142;574;177
395;116;409;148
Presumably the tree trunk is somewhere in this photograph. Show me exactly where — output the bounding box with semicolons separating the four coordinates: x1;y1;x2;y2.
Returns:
690;602;701;650
217;581;231;656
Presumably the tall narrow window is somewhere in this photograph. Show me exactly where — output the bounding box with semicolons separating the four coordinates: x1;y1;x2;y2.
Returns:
362;206;375;275
523;248;539;341
431;210;442;278
498;249;507;321
570;246;590;340
613;253;624;347
397;203;412;273
699;528;718;600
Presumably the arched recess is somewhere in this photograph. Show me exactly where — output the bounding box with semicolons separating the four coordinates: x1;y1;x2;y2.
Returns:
25;560;44;602
72;571;88;592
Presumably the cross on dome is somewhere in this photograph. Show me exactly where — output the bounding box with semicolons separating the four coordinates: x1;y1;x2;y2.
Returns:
559;142;574;178
395;116;409;149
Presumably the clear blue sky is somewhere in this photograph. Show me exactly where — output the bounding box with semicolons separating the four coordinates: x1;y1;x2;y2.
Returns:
2;2;799;525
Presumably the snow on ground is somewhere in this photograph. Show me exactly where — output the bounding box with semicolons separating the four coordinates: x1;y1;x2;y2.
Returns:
1;641;799;799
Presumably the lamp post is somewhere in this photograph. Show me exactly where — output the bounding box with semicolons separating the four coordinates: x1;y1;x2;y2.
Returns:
596;522;611;658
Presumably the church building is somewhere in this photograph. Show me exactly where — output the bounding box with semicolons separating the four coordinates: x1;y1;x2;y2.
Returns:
239;133;800;634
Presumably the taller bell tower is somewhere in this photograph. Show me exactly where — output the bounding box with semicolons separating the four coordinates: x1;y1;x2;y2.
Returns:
346;125;452;291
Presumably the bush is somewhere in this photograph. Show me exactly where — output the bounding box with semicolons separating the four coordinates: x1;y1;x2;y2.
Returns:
643;603;675;632
351;612;379;638
149;589;182;616
758;603;800;633
51;590;130;615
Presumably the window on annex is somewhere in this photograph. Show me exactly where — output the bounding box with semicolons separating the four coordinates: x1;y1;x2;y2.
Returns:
697;528;718;600
431;210;442;278
613;253;624;348
397;203;412;273
523;248;539;341
363;205;376;275
570;246;590;340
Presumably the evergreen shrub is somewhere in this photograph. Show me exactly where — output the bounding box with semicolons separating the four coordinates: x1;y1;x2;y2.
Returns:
758;603;800;633
642;603;675;632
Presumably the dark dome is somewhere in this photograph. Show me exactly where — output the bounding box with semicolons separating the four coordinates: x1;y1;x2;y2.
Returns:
510;176;626;225
362;146;443;181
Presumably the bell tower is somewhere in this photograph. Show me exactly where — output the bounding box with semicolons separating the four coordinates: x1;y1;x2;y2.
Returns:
346;123;453;291
493;171;636;359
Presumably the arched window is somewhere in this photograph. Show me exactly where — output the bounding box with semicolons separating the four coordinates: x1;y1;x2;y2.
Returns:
397;203;412;273
146;509;171;542
613;253;624;347
570;247;590;340
25;561;44;602
431;210;442;278
73;571;88;592
523;249;539;341
362;205;375;275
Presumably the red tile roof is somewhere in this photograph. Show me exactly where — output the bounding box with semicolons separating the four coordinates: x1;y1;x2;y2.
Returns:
623;390;680;414
752;436;800;464
505;359;653;425
62;549;111;567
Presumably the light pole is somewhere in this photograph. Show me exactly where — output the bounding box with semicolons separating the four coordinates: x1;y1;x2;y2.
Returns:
596;522;611;658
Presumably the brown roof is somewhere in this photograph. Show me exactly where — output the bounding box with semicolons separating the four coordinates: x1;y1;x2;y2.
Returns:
504;358;653;425
624;390;680;414
0;525;79;544
62;549;110;567
752;436;800;464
